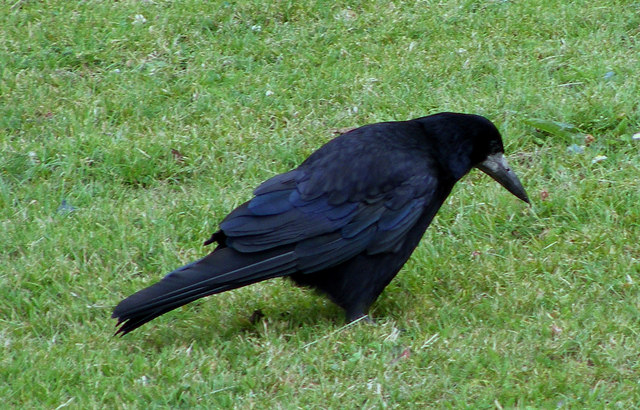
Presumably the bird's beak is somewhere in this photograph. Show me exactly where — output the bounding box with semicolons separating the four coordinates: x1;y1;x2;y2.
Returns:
476;152;530;203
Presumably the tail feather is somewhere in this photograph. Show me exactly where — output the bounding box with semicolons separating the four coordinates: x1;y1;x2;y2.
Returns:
113;247;297;335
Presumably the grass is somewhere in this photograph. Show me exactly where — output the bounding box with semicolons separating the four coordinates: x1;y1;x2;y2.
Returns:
1;0;639;407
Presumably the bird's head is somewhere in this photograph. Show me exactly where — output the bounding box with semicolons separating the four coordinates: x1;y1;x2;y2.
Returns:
423;112;530;204
468;116;530;204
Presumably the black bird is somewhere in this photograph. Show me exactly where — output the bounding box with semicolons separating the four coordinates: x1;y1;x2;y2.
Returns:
113;112;529;335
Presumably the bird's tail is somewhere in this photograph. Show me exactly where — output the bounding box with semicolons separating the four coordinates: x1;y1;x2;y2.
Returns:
112;247;297;335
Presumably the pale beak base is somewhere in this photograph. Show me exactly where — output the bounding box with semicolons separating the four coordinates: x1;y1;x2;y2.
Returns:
476;153;530;204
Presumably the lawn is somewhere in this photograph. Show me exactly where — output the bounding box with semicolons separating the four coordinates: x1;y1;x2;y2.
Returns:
1;0;639;407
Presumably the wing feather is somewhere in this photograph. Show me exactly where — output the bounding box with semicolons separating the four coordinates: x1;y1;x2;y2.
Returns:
217;129;440;273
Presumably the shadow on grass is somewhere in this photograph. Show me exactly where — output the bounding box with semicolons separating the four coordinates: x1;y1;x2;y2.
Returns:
120;287;347;350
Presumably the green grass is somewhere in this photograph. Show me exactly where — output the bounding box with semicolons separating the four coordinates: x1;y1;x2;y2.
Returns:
2;0;640;407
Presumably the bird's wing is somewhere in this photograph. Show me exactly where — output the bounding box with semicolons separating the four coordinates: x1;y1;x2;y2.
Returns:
219;137;440;274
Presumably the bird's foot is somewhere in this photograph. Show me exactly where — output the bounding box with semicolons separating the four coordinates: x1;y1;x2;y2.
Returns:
346;312;375;324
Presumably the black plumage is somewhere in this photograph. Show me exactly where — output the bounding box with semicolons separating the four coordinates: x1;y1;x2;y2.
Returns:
113;112;529;335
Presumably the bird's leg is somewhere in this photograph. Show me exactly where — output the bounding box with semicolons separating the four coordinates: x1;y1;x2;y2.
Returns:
345;310;374;324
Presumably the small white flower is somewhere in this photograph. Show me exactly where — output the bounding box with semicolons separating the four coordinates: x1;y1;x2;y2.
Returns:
251;24;262;32
632;132;640;141
265;90;274;97
133;14;147;25
28;151;39;164
592;155;607;164
336;9;357;21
